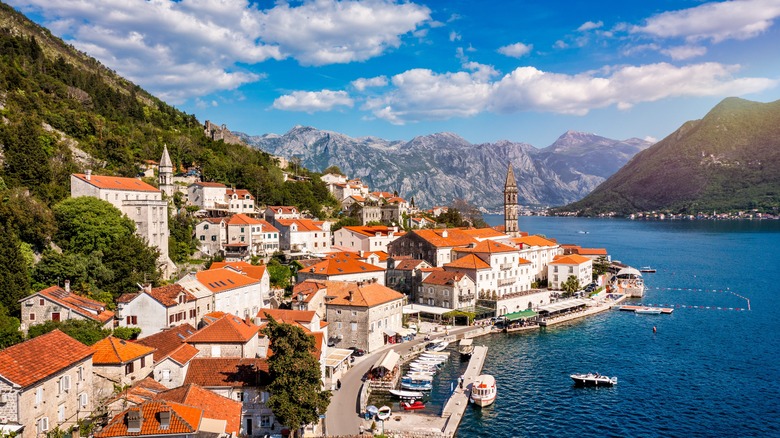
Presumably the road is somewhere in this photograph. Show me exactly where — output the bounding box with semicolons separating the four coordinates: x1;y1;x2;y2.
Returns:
324;325;475;436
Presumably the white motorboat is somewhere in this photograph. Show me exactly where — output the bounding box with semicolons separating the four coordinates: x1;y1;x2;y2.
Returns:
635;307;662;315
405;370;435;377
403;373;434;381
458;338;474;357
570;373;618;387
428;340;450;352
470;374;497;407
409;363;439;372
400;380;432;391
389;389;424;399
416;355;447;363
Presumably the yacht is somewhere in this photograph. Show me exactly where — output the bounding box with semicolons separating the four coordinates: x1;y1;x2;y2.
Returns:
570;373;618;387
469;374;497;407
458;338;474;357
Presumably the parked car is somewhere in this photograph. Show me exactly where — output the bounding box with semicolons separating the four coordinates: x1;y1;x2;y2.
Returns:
349;347;366;356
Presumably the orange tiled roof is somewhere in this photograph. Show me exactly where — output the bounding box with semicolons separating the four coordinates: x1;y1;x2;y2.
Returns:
454;240;518;254
155;384;242;435
195;268;259;294
107;377;168;406
73;173;159;192
412;228;478;248
256;219;280;233
92;336;156;365
444;254;491;270
393;259;428;271
267;206;297;214
146;284;197;307
257;308;316;325
421;270;468;286
550;254;592;265
135;324;197;362
96;401;202;437
513;235;558;247
226;188;254;200
364;250;389;261
578;248;608;256
167;344;200;365
186;314;258;344
199;217;226;225
343;225;402;238
26;285;114;323
322;281;404;307
0;330;93;388
210;261;268;280
184;358;270;388
227;213;263;226
275;218;325;232
302;253;384;276
459;227;507;239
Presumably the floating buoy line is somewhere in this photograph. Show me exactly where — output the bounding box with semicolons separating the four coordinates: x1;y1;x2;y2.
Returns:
643;286;751;311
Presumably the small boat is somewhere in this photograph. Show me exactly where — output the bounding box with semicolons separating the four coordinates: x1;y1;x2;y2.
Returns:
404;372;435;380
635;307;662;315
458;338;474;357
422;351;450;357
428;340;450;352
401;400;426;411
376;405;392;420
405;370;435;377
389;389;424;399
401;380;432;391
416;356;446;364
639;266;656;273
570;373;618;387
469;374;497;407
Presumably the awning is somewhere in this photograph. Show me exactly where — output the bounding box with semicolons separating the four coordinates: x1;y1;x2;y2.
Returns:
504;309;538;321
538;299;588;313
396;328;415;337
374;350;400;372
0;425;23;434
403;303;451;316
324;348;354;368
383;328;397;337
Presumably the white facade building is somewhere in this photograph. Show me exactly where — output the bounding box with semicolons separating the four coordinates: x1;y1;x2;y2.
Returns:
333;225;404;253
115;284;198;338
548;254;593;290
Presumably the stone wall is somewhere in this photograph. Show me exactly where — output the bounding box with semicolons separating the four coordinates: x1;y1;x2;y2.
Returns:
204;120;244;146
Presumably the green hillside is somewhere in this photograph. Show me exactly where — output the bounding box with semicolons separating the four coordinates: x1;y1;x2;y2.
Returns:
559;97;780;216
0;2;335;324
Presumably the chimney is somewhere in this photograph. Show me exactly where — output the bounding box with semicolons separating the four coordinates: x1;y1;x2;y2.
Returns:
442;230;448;238
144;284;152;293
64;280;70;293
85;169;92;181
359;250;365;258
348;290;355;301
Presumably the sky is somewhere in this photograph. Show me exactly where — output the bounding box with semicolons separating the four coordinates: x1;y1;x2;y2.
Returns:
9;0;780;146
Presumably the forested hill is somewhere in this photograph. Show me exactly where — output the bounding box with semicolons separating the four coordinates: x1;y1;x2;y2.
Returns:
0;2;334;333
558;97;780;216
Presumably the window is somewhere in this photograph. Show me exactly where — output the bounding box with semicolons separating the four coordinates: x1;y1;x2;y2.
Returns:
260;391;270;403
141;356;146;368
200;235;205;241
125;362;134;375
352;311;357;316
204;224;209;230
211;235;217;241
351;322;357;331
59;375;71;393
29;313;35;321
77;366;84;381
79;392;88;408
58;404;65;422
126;315;137;325
38;417;49;433
40;298;44;306
236;391;244;401
337;322;342;330
260;416;272;428
35;387;43;405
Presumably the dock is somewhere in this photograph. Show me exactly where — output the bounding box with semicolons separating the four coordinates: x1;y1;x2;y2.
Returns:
616;305;674;314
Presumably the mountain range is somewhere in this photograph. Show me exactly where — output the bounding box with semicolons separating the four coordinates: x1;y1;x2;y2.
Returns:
238;127;651;211
561;97;780;215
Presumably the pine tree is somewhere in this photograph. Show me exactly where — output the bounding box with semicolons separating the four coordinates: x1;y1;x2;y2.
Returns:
0;224;31;314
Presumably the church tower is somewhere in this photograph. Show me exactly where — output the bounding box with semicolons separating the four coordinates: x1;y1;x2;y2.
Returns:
504;163;519;236
159;144;174;198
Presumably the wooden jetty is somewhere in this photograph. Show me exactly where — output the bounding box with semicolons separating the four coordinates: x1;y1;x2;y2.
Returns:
616;305;674;314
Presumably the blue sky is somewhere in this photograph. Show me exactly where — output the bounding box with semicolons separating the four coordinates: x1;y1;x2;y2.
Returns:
10;0;780;146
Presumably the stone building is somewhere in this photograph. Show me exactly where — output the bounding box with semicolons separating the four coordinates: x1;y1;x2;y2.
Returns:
417;270;477;309
18;282;114;334
0;330;94;438
135;324;199;389
296;252;386;285
504;163;519;237
184;314;261;359
115;284;198;338
204;120;244;145
91;336;156;403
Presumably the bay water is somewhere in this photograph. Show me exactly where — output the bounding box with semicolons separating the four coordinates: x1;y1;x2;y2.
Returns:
444;216;780;437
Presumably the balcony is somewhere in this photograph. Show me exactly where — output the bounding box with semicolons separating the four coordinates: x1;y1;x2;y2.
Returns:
458;293;475;301
500;263;514;270
497;278;516;287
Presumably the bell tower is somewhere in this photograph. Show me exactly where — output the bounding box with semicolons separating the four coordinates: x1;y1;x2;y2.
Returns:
504;163;519;236
159;144;174;198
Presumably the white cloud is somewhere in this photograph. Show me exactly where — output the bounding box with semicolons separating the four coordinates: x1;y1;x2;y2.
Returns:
351;76;389;91
554;40;568;49
578;21;604;32
360;62;775;123
632;0;780;43
497;42;533;58
272;90;354;112
449;31;462;42
644;136;658;143
661;45;708;60
8;0;430;101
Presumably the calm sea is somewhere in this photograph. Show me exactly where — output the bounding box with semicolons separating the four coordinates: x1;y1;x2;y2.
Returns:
445;216;780;437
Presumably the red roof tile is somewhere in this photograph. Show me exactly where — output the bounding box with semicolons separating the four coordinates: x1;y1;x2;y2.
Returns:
136;324;197;362
107;377;168;406
0;330;93;388
550;254;592;265
147;285;197;307
454;240;518;254
321;281;404;308
257;309;316;325
412;228;478;248
209;261;267;280
24;286;114;323
275;218;324;232
302;253;384;276
185;314;258;344
227;213;263;226
393;259;429;271
155;384;242;435
92;336;156;365
421;270;468;286
96;401;202;437
444;254;491;270
73;173;160;192
184;358;270;388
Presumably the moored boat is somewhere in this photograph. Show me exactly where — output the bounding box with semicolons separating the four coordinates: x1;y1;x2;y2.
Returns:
570;373;618;387
401;380;432;391
376;405;392;420
389;389;424;399
458;338;474;357
427;340;450;351
640;266;656;273
635;307;662;315
401;400;426;411
469;374;497;407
